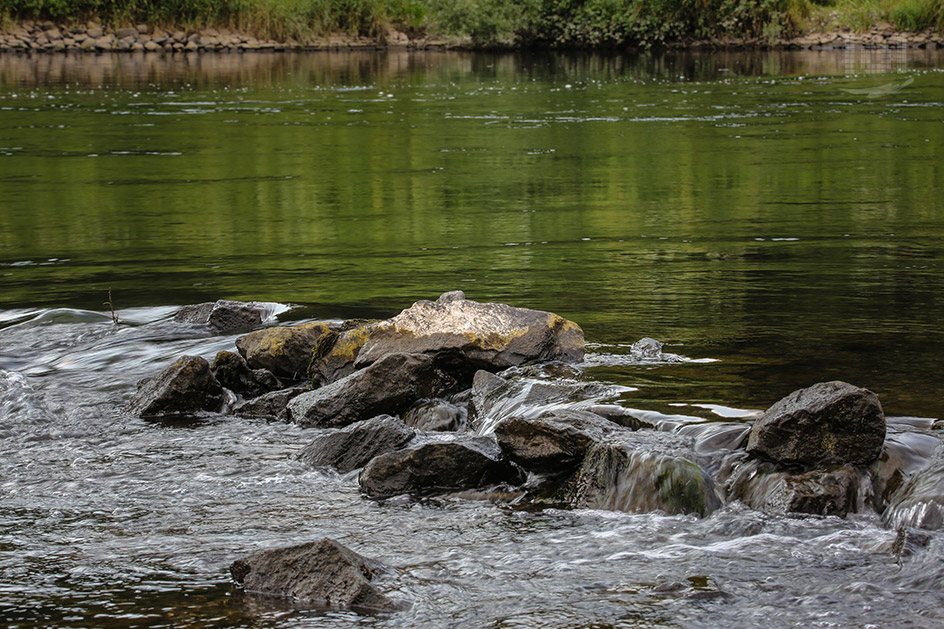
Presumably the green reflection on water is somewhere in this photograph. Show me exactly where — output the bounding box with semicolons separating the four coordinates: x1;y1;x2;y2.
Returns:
0;50;942;415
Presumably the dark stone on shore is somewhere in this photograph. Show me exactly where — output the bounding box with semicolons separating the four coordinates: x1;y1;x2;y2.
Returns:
494;409;625;474
212;350;280;398
570;432;722;516
588;404;657;431
230;538;397;612
232;387;306;421
354;291;585;371
298;415;416;473
174;299;265;333
236;322;334;380
129;355;223;417
884;443;944;530
402;399;466;432
307;321;376;387
747;381;886;468
358;437;523;499
288;353;468;428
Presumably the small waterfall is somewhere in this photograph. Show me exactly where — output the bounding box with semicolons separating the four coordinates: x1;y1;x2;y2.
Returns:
884;443;944;530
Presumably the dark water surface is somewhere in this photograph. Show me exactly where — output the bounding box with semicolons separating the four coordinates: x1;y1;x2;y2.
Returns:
1;50;943;627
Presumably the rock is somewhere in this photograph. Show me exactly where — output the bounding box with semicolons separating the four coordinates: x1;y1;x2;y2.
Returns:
746;381;885;468
298;415;416;473
494;409;625;474
174;299;266;333
468;369;622;433
359;437;522;498
570;432;722;516
723;456;865;516
288;353;467;428
211;350;280;398
86;25;103;38
402;399;466;432
354;291;584;371
307;320;376;387
136;24;149;34
230;538;397;612
884;443;944;530
116;27;137;39
232;387;305;421
129;355;224;417
588;404;657;431
236;322;334;380
143;40;162;52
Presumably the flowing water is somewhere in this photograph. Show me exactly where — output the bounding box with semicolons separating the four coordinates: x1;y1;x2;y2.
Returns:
1;49;943;626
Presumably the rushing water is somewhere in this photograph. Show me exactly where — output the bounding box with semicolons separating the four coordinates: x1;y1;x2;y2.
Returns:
1;50;943;627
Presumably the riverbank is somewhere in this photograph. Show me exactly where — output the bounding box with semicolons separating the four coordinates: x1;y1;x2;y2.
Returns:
2;18;943;53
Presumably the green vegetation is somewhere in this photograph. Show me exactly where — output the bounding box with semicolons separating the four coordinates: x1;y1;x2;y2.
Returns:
0;0;942;45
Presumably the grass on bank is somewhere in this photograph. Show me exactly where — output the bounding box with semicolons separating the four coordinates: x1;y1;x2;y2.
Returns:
1;0;942;46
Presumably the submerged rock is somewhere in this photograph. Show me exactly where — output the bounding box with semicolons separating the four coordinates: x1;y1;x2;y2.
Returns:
129;355;223;417
747;381;885;468
236;322;334;380
174;299;266;333
494;409;625;474
230;538;397;612
298;415;416;473
570;432;722;517
354;291;585;371
402;399;467;432
288;353;468;428
232;387;306;421
722;455;866;517
358;437;522;499
884;443;944;530
211;350;280;399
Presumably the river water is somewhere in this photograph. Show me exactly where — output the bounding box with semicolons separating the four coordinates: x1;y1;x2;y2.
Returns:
1;49;943;626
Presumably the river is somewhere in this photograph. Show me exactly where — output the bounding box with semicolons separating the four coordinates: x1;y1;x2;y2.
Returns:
1;49;943;627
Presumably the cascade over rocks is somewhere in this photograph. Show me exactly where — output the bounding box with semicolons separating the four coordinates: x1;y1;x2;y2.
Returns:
354;291;585;371
402;399;467;432
232;387;306;421
884;442;944;530
570;432;722;517
358;437;523;499
211;350;280;399
129;355;224;417
747;381;886;468
494;409;627;474
288;352;468;428
236;322;334;380
230;538;398;612
298;415;416;474
174;299;266;333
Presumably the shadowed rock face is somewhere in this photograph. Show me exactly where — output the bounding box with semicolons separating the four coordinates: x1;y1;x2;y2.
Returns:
235;322;334;380
298;415;416;473
232;387;305;421
288;353;468;428
358;437;522;499
230;538;397;613
211;350;280;399
354;291;584;371
174;299;265;333
747;381;886;468
129;355;223;417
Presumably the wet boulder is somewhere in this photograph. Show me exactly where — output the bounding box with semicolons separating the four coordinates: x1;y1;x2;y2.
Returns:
129;355;224;417
307;321;376;387
211;350;280;398
722;455;865;517
402;399;467;432
884;443;944;530
354;291;585;371
232;387;306;421
570;432;722;517
288;353;468;429
174;299;265;333
747;381;885;468
494;409;625;474
358;437;523;499
230;538;397;612
236;322;335;380
298;415;416;473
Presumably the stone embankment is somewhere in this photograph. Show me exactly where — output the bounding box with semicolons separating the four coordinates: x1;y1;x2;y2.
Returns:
1;19;942;53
